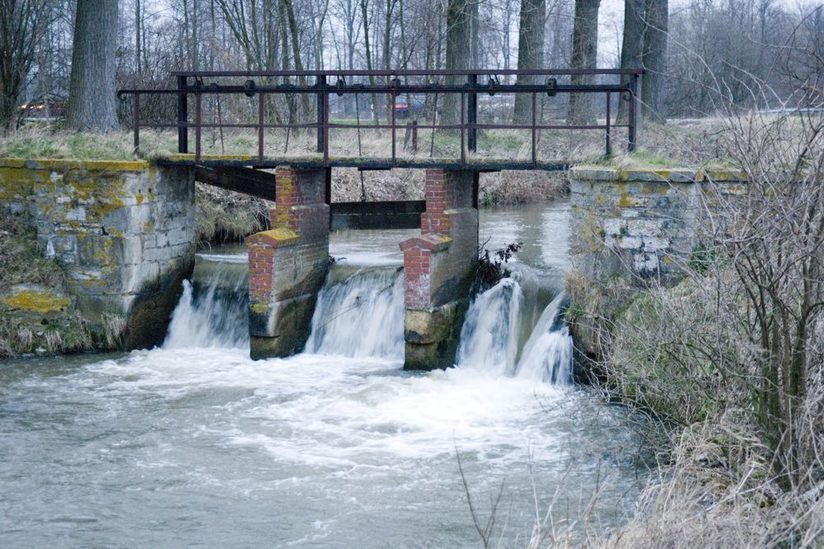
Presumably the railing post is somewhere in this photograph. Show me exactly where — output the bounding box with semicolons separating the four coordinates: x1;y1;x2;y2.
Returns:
316;75;326;155
132;93;140;155
460;92;466;165
605;91;612;157
467;73;478;153
258;92;265;162
531;92;537;165
176;75;188;154
391;88;397;161
627;73;639;153
195;91;202;162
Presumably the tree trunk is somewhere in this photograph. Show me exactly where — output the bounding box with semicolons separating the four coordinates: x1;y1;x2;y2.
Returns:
567;0;600;125
443;0;471;125
360;0;379;124
513;0;546;124
616;0;644;123
66;0;119;131
135;0;142;75
641;0;667;123
281;0;310;118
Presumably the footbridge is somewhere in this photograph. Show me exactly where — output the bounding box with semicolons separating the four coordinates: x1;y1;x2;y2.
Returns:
116;68;643;368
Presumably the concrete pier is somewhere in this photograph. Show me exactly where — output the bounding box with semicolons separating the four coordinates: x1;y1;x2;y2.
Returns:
247;167;330;359
401;169;478;370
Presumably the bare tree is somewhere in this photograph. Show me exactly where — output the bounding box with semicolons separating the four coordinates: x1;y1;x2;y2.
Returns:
567;0;600;125
443;0;471;125
616;0;643;123
641;0;667;123
0;0;49;132
66;0;118;131
513;0;545;124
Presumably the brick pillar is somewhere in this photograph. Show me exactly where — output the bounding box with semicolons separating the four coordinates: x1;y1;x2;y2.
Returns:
247;167;330;359
400;169;478;370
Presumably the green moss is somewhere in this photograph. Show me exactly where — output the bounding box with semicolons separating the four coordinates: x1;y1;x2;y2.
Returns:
3;290;70;314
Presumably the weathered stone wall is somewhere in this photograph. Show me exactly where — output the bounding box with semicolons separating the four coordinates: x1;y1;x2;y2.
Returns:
0;159;196;348
569;167;746;283
401;169;478;370
247;167;330;359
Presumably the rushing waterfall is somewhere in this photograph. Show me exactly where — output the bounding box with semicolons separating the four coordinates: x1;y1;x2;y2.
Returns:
306;265;404;359
515;292;573;384
457;279;573;385
164;257;249;349
456;278;523;375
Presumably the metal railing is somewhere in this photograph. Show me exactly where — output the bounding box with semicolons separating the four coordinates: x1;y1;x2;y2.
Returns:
117;68;642;168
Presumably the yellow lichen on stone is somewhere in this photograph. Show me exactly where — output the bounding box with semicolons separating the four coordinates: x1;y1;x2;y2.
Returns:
618;191;632;208
250;302;270;314
3;290;70;314
258;228;299;242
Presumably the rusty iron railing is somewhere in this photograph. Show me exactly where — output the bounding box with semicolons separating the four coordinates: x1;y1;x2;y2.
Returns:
117;69;643;169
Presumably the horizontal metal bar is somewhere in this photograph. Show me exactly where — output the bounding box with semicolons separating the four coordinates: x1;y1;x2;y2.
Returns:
157;157;572;171
171;68;644;77
118;83;631;98
135;121;631;132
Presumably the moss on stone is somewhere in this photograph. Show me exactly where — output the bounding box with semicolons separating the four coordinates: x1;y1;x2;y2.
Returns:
3;289;70;314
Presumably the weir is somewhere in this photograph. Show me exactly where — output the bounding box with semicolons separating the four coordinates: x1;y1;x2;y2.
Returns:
0;68;654;363
111;67;644;365
166;248;574;383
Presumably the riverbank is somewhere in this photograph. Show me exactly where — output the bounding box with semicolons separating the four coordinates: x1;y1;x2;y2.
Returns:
563;112;824;546
566;268;824;547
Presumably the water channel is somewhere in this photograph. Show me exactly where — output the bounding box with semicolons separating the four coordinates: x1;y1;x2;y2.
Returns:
0;200;647;547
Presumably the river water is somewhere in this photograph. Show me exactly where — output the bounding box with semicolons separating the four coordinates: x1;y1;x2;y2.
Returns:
0;201;645;547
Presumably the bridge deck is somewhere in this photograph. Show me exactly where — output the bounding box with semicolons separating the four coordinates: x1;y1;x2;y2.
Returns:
160;154;569;172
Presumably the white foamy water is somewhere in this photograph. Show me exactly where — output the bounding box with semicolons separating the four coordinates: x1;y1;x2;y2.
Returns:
163;265;249;349
306;266;404;359
457;280;573;384
516;292;574;384
0;201;644;547
457;278;523;375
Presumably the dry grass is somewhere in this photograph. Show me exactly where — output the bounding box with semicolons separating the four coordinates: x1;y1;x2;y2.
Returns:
195;183;271;243
0;213;67;293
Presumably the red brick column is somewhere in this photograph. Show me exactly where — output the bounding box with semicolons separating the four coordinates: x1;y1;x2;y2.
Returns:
247;166;330;359
400;169;478;370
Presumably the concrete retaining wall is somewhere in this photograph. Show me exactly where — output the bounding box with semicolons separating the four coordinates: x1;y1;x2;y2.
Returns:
0;159;196;348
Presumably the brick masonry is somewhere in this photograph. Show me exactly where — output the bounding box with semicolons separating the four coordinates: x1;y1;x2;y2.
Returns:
400;169;478;370
0;159;196;348
247;166;330;359
569;167;747;282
